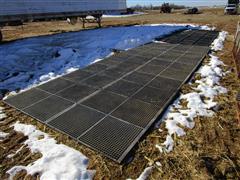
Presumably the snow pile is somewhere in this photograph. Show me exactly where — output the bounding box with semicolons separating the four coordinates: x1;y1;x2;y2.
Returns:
136;167;153;180
0;106;6;121
7;122;94;180
155;31;227;153
127;167;153;180
103;12;145;18
0;25;188;98
149;23;215;31
0;107;8;140
211;31;228;51
0;131;8;139
199;25;216;31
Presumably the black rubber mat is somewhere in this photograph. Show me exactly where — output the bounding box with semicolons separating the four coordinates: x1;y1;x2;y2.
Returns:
63;70;94;83
148;76;182;89
78;116;142;161
4;88;50;110
48;105;105;138
123;71;155;85
4;29;218;163
176;55;202;65
106;80;142;97
100;67;127;78
110;52;131;61
98;59;121;67
148;59;172;67
84;63;108;73
137;63;166;75
127;56;151;64
159;68;190;81
171;45;192;52
81;90;127;114
38;78;74;94
56;84;97;102
117;61;140;72
135;52;158;59
111;98;159;128
133;86;175;107
169;62;196;72
159;30;219;46
143;43;174;50
152;57;175;64
82;74;115;88
24;95;74;122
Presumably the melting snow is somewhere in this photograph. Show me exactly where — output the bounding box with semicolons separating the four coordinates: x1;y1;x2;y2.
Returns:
103;12;145;18
0;25;190;98
155;30;228;153
0;131;8;139
211;31;228;51
136;167;153;180
0;106;6;122
127;166;153;180
0;107;8;140
7;122;94;180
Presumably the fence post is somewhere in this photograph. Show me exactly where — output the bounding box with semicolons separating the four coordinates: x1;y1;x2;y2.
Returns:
233;22;240;124
233;21;240;78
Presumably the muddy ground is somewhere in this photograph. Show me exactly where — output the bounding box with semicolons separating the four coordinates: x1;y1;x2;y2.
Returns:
0;8;240;180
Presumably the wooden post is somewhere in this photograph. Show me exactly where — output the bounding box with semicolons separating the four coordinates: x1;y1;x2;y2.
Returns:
233;22;240;124
237;93;240;124
97;16;101;28
80;15;87;29
233;21;240;78
0;30;2;42
93;14;102;28
82;17;85;29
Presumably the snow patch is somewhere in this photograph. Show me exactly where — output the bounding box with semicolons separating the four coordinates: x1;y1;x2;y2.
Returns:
136;167;153;180
0;106;6;121
211;31;228;51
0;131;9;139
7;122;94;180
127;166;153;180
0;107;8;140
155;161;162;167
147;23;215;31
0;112;6;120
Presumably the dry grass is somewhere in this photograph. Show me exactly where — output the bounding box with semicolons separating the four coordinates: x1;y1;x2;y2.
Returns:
0;8;240;180
1;8;239;41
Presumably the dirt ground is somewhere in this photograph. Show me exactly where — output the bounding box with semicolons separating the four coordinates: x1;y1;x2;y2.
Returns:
0;8;240;180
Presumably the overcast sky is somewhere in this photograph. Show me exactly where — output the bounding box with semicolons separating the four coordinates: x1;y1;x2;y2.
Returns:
127;0;227;7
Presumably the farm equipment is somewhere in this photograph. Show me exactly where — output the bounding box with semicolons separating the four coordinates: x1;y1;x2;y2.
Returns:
160;3;172;13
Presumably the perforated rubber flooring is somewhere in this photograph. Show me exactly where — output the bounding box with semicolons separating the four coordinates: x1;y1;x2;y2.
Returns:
4;29;219;162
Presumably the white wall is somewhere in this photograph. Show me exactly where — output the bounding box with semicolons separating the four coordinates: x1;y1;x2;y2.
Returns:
0;0;126;16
